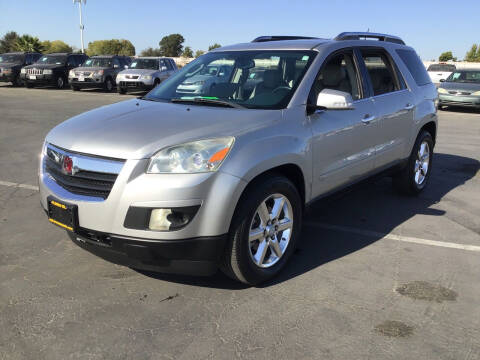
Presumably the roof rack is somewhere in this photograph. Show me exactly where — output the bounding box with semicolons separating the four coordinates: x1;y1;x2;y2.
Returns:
252;36;319;43
334;32;405;45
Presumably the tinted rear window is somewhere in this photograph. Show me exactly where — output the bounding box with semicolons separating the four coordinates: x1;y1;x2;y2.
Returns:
396;49;432;86
427;64;456;72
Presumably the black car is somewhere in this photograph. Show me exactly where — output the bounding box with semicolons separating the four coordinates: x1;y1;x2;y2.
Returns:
21;53;88;89
69;55;131;92
0;52;42;86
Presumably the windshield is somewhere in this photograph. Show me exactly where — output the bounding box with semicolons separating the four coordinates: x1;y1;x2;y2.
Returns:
36;55;67;65
145;50;316;109
82;58;112;67
428;64;456;72
0;54;24;63
446;71;480;83
129;58;159;70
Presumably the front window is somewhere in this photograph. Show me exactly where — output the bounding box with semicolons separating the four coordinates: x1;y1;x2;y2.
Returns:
0;54;24;63
36;55;67;65
82;58;112;67
145;50;316;109
129;58;159;70
446;71;480;83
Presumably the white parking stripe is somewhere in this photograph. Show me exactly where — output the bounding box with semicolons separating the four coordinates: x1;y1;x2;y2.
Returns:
0;180;39;191
304;222;480;253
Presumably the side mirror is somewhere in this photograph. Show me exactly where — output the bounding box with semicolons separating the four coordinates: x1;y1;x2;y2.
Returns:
439;79;446;83
161;66;168;72
315;89;354;110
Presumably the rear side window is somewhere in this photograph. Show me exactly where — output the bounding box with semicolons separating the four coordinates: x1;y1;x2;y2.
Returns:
360;49;402;96
396;49;432;86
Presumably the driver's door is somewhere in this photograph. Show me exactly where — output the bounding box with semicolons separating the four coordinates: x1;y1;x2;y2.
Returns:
308;49;378;198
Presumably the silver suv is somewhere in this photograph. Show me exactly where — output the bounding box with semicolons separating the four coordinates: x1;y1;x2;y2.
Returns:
39;33;438;285
116;57;177;94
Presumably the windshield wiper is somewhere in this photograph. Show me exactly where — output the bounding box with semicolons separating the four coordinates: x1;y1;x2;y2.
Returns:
171;97;244;109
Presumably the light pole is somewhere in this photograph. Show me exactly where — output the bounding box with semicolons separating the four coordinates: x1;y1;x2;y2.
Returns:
73;0;86;53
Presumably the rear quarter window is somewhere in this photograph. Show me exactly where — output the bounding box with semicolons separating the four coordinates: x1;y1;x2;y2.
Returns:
396;49;432;86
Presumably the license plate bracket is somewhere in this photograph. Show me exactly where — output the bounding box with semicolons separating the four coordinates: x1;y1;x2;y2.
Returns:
47;196;78;232
78;76;85;82
29;75;37;80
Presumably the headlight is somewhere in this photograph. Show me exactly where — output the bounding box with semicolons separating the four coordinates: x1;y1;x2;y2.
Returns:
142;75;152;80
94;70;104;76
43;69;52;75
21;68;26;74
437;88;448;94
472;91;480;96
147;137;235;174
69;70;75;77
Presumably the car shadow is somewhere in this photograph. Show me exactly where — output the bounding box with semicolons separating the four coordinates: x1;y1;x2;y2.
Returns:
440;107;480;114
138;153;479;289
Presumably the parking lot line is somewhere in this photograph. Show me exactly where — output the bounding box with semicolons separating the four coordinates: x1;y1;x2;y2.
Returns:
304;221;480;253
0;180;39;191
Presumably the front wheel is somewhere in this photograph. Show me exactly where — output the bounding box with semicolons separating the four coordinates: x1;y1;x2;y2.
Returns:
393;130;434;195
56;75;66;89
104;77;114;92
117;87;126;94
12;74;23;87
221;175;302;285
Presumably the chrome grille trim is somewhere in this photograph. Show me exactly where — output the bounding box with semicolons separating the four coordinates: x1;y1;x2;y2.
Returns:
26;68;43;75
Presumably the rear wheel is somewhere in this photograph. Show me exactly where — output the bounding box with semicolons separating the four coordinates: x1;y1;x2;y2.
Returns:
221;175;302;285
393;131;433;195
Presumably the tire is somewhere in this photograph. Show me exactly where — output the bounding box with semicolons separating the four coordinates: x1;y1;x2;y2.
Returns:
104;77;114;92
72;86;80;91
56;75;66;89
220;175;302;285
153;78;160;88
25;81;33;88
12;74;23;87
118;87;127;95
393;130;434;195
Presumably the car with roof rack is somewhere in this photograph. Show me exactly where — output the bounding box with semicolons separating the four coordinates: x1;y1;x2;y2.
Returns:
0;52;42;86
116;57;177;94
68;55;131;92
39;32;437;285
21;53;88;89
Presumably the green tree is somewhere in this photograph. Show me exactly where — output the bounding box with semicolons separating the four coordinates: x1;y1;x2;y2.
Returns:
465;44;480;62
87;39;135;56
194;50;205;58
15;35;44;52
140;47;162;56
0;31;19;53
159;34;184;57
182;46;193;58
439;51;456;62
42;40;73;54
208;43;221;51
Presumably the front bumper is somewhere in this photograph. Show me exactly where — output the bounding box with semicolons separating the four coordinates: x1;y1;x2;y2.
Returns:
21;73;55;85
117;80;154;92
439;94;480;108
69;77;105;89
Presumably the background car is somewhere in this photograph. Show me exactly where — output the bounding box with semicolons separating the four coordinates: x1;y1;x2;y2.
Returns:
116;57;177;94
437;69;480;110
69;55;131;92
427;63;456;84
176;60;234;95
21;53;87;89
0;52;41;86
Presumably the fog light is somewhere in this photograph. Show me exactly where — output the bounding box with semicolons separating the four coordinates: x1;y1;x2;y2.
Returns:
149;209;172;231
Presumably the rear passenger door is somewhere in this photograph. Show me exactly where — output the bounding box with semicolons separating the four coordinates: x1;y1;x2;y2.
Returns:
358;47;414;169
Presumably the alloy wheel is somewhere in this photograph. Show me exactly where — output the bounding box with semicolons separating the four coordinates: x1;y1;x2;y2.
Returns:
414;141;430;185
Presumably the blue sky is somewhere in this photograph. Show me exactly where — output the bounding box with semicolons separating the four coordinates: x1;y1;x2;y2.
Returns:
1;0;479;60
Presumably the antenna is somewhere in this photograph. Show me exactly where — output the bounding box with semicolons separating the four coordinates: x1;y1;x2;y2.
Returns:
73;0;87;53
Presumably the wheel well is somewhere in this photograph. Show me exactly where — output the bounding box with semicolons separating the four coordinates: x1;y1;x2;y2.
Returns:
244;164;306;205
420;121;436;144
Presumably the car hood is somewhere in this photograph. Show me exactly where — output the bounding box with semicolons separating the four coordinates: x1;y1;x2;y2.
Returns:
181;74;214;85
46;99;280;160
0;62;22;69
25;63;65;69
440;82;480;92
119;69;157;76
73;66;109;72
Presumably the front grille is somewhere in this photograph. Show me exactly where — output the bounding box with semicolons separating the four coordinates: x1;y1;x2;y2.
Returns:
75;71;92;76
125;75;139;79
120;81;143;88
26;68;43;75
44;146;124;199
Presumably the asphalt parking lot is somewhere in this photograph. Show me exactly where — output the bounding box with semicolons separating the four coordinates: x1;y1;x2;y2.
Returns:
0;84;479;360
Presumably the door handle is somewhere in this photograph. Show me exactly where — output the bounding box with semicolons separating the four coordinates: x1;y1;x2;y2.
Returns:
405;103;414;110
361;114;375;124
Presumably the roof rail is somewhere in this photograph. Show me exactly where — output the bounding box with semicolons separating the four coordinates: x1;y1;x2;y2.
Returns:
252;36;319;43
334;32;405;45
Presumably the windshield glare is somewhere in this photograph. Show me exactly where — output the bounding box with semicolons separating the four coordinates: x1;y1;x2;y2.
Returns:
129;59;159;70
0;54;24;63
82;58;112;67
37;55;66;65
145;50;316;109
446;71;480;83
